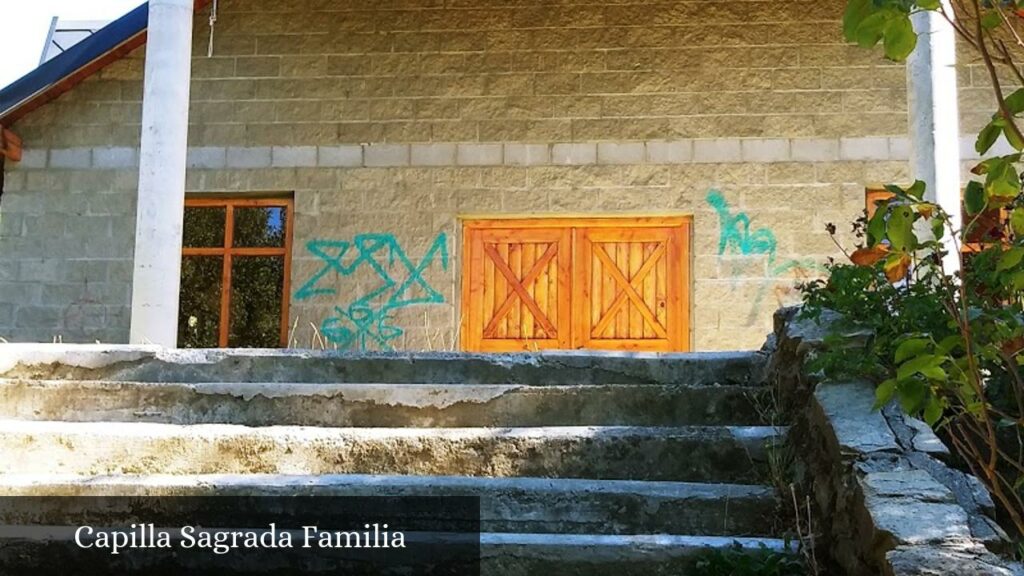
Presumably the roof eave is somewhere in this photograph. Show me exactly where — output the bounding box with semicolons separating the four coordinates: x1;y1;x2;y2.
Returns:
0;0;211;128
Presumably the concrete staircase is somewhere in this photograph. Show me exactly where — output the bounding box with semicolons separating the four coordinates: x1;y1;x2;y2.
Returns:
0;346;791;574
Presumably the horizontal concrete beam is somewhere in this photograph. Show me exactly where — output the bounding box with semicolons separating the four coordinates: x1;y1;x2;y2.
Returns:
9;137;916;171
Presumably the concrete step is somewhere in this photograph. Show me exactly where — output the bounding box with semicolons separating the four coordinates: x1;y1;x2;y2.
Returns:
0;345;767;386
0;380;767;427
0;529;793;575
480;533;794;575
0;474;780;537
0;421;783;483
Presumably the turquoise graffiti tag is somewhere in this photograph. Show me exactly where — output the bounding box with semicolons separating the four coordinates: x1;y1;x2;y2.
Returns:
706;190;822;324
706;190;782;270
295;233;449;351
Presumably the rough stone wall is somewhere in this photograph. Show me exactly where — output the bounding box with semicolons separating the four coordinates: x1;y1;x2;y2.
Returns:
770;307;1024;576
0;0;914;350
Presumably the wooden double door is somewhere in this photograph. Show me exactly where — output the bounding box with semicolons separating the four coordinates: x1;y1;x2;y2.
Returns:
461;217;690;352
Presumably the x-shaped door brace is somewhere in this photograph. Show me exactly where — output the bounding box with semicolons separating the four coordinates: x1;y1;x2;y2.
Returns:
482;243;559;338
591;243;668;339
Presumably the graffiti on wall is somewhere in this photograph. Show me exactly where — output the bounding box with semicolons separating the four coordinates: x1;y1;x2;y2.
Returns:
295;232;449;351
706;190;822;325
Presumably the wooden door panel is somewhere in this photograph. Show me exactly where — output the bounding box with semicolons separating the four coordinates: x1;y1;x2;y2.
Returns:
463;227;572;352
575;226;688;351
462;218;690;353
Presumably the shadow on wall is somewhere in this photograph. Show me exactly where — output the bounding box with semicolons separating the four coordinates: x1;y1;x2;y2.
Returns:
706;190;824;327
293;232;450;351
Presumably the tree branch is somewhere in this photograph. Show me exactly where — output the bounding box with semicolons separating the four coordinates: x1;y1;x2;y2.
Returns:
972;0;1024;147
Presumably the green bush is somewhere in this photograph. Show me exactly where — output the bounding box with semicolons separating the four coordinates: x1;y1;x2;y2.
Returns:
800;180;1024;534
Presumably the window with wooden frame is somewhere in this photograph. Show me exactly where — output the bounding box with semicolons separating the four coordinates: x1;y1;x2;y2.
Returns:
178;196;294;348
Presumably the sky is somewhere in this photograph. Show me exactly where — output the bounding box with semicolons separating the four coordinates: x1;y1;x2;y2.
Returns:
0;1;144;89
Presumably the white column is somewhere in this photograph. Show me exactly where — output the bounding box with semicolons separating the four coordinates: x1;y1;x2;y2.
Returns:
129;0;194;346
907;4;962;274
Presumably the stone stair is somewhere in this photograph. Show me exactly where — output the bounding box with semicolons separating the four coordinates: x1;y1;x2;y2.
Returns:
0;346;792;574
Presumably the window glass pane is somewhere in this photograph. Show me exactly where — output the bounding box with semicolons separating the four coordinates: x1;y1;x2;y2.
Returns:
183;207;226;248
228;256;284;348
178;256;223;348
233;206;287;248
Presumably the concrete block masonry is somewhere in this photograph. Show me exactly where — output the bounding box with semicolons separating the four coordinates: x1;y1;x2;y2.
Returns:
0;0;945;350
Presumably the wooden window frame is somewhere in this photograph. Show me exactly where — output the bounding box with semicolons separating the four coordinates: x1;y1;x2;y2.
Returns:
460;216;692;353
182;196;294;347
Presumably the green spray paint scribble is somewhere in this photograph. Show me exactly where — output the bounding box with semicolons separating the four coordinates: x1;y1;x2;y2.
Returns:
706;190;824;324
295;232;449;351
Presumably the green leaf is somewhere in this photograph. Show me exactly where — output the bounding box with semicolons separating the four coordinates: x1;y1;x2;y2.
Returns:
987;159;1021;200
899;379;928;414
844;0;875;41
906;180;926;200
883;14;918;61
931;217;945;240
895;338;930;364
1006;88;1024;115
970;155;1019;174
994;181;1023;202
1011;207;1024;237
981;10;1003;30
920;365;948;380
856;9;893;48
874;378;898;410
1012;270;1024;291
998;247;1024;271
964;181;987;215
1006;124;1024;151
924;396;943;426
977;120;1003;154
917;0;941;8
887;205;916;251
867;203;889;245
898;354;943;381
937;335;961;355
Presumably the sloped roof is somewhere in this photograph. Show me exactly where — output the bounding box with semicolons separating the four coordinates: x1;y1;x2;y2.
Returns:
0;1;209;126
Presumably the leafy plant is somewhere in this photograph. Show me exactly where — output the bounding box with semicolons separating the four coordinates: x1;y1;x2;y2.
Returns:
802;180;1024;532
800;0;1024;537
692;543;806;576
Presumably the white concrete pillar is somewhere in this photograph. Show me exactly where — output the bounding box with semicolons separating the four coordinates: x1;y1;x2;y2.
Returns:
129;0;194;346
907;4;962;274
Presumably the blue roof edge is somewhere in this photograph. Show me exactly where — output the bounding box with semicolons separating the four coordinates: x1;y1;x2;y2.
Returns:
0;2;149;123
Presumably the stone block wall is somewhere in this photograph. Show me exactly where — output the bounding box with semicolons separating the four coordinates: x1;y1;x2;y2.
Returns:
0;0;922;350
2;144;908;349
0;162;136;344
12;0;910;148
770;307;1024;575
